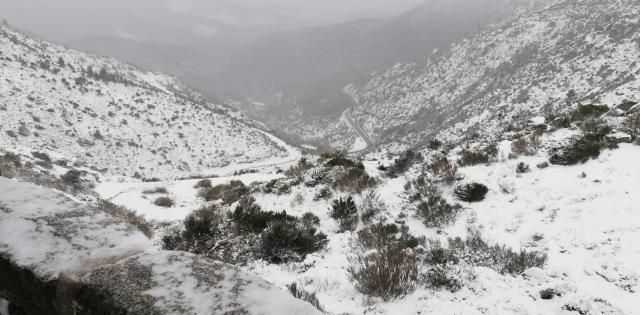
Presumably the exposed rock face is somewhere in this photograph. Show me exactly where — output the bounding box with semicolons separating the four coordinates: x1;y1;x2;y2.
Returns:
0;178;320;315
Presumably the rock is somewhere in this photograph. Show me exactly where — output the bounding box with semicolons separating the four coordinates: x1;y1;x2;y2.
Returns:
605;131;633;144
540;288;558;300
616;100;638;112
537;162;549;169
516;162;531;174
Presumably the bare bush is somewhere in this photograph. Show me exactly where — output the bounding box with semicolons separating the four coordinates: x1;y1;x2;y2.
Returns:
199;180;248;204
430;155;459;183
415;184;462;227
333;167;376;193
153;196;174;208
349;246;418;300
359;190;385;224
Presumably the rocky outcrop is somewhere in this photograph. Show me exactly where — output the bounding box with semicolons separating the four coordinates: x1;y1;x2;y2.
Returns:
0;178;320;315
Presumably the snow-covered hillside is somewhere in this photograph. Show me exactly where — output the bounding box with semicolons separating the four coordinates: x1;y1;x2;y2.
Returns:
347;0;640;149
0;24;294;180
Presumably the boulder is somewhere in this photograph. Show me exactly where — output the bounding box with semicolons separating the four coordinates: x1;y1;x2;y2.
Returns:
605;131;633;144
0;178;320;315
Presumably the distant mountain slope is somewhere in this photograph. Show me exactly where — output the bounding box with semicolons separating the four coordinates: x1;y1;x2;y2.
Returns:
350;0;640;148
0;24;291;179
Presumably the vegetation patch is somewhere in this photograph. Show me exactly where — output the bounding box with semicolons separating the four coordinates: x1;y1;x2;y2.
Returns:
199;180;249;204
454;183;488;202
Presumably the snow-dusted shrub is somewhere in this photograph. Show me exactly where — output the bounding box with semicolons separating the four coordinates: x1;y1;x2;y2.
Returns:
430;154;458;183
447;231;547;275
291;192;305;206
349;245;418;300
153;196;174;208
386;150;423;178
425;265;464;292
97;199;153;238
333;167;377;193
511;136;537;156
329;197;358;231
262;179;291;195
287;283;324;313
32;151;53;169
458;148;491;166
0;151;21;177
428;139;442;150
571;104;609;121
454;183;488;202
313;186;333;201
260;219;328;264
199;180;249;204
549;134;603;165
415;184;462;227
321;151;362;169
359;190;385;224
357;223;422;251
194;178;212;188
623;112;640;140
301;212;321;227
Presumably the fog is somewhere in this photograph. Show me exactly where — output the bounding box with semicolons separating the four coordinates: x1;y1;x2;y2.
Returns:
0;0;515;124
0;0;424;42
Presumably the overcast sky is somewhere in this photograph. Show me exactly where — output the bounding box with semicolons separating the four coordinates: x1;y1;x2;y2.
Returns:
0;0;425;42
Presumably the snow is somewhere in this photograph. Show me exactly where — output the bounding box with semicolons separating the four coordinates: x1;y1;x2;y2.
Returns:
0;299;7;315
0;177;151;279
96;172;284;222
349;137;368;153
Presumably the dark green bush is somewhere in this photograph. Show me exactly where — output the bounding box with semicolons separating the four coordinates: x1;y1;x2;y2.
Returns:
182;205;221;241
549;134;604;165
458;148;490;166
357;223;422;250
261;219;328;264
233;196;295;233
329;197;358;231
454;183;488;202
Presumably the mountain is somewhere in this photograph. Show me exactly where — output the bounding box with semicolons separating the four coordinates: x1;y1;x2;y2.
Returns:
212;0;516;115
347;0;640;149
0;24;296;180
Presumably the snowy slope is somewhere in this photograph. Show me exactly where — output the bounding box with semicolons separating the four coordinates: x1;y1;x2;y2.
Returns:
349;0;640;149
0;177;321;314
0;24;294;180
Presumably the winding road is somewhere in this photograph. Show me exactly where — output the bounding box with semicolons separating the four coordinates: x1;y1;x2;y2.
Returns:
343;108;374;150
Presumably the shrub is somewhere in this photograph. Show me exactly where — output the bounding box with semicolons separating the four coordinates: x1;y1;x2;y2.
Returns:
142;187;169;194
430;155;458;183
287;283;324;313
194;179;212;188
153;196;174;208
446;231;547;275
623;112;640;140
313;186;333;201
357;223;422;251
261;219;328;263
428;139;442;150
454;183;488;202
516;162;530;174
349;246;418;300
182;205;221;241
387;150;424;177
571;104;609;121
329;197;358;231
301;212;321;227
97;200;153;238
425;264;464;292
61;169;82;185
415;185;462;227
549;135;603;165
458;149;490;166
359;191;385;224
199;180;248;204
233;196;295;233
333;167;376;193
